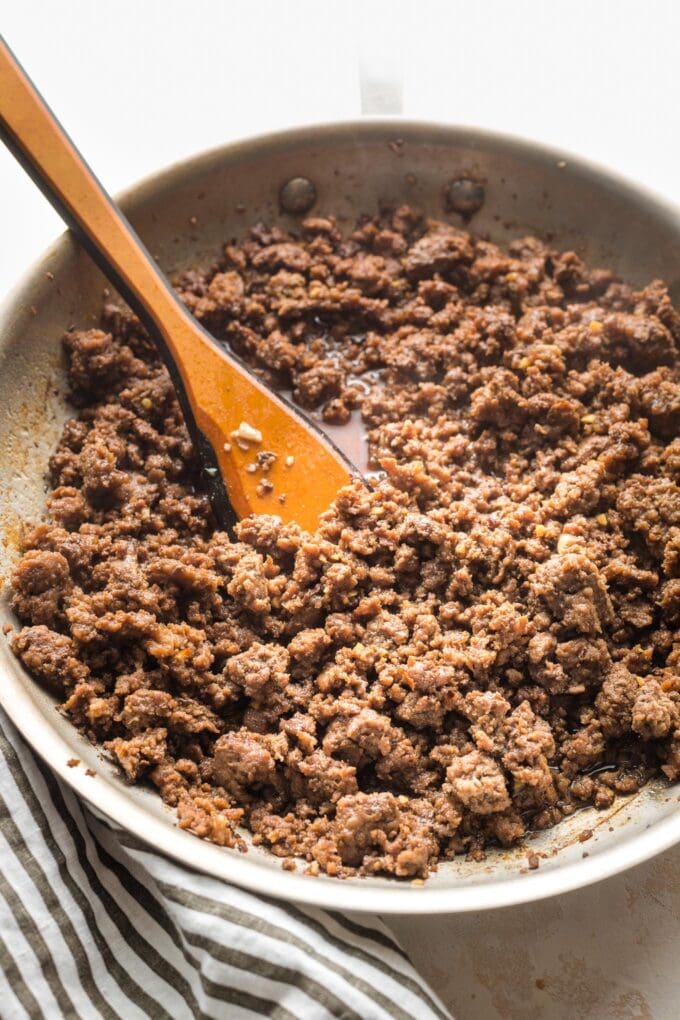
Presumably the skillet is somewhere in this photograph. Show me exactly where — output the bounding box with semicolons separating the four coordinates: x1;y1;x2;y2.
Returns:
2;120;679;913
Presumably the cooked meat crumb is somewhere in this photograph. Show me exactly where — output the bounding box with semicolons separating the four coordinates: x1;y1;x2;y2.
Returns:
10;205;680;880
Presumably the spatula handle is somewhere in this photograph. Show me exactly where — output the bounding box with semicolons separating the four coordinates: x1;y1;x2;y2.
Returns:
0;39;200;356
0;35;237;527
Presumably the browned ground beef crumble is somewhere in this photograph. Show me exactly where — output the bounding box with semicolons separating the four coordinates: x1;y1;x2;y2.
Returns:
10;206;680;879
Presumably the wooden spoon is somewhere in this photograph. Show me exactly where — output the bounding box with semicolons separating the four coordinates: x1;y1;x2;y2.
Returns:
0;38;355;533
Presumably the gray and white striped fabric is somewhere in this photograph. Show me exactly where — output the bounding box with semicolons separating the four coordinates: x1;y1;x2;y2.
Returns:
0;710;451;1020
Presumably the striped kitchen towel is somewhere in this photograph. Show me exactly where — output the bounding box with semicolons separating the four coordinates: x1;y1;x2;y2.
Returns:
0;710;451;1020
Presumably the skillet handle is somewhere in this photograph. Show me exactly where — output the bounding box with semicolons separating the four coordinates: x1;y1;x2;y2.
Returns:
357;4;403;115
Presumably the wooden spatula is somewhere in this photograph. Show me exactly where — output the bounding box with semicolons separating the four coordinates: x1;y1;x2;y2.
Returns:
0;37;355;533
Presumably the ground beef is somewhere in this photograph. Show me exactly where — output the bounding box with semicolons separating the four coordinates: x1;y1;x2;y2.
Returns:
9;206;680;880
11;550;71;627
446;750;511;815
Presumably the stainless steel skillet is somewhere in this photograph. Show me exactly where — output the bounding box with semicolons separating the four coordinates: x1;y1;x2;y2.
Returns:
1;120;679;914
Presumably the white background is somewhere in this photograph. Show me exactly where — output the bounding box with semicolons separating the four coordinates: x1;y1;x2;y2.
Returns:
4;3;680;1017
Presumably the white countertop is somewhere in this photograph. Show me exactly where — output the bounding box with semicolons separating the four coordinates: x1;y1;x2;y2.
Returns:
4;2;680;1016
392;845;680;1018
